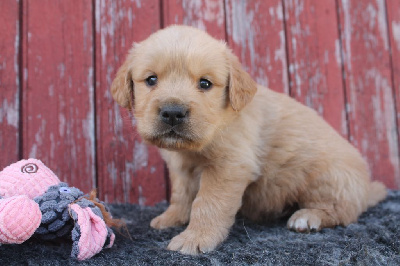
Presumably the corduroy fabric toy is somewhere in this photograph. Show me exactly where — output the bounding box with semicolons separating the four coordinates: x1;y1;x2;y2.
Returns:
0;159;116;260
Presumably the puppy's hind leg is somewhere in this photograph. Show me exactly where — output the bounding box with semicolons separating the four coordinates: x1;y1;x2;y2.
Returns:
287;171;374;232
287;208;339;233
287;166;372;233
287;196;367;232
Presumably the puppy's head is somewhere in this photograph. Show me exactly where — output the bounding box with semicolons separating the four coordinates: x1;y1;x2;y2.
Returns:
111;25;257;151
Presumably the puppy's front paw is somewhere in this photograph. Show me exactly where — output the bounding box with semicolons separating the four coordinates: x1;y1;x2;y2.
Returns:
167;228;225;255
150;214;182;230
150;208;189;230
287;209;322;233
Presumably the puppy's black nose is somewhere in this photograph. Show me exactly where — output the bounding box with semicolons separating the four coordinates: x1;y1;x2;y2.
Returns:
159;105;188;126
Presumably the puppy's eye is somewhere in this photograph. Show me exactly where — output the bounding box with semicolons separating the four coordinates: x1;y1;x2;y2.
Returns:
145;75;158;87
199;78;212;90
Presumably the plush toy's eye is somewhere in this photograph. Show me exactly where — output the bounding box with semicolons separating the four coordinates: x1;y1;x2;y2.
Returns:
59;187;71;193
145;75;157;87
21;163;38;174
199;78;213;90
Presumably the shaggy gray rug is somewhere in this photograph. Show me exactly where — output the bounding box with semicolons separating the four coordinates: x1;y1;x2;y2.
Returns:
1;191;399;265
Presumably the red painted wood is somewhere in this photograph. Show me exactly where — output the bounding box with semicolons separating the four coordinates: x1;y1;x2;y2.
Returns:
284;0;348;137
95;0;166;204
162;0;226;40
22;0;95;192
225;0;289;94
2;0;398;202
0;0;20;169
338;0;400;188
387;0;400;183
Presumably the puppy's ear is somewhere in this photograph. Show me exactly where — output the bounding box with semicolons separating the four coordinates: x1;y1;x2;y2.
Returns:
111;50;134;109
226;50;257;111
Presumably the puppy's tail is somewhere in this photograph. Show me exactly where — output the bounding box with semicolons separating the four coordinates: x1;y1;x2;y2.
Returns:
367;181;387;208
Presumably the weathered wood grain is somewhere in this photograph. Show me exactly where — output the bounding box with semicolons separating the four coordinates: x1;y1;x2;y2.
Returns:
2;0;398;202
0;0;20;168
95;0;166;204
225;0;289;93
338;0;400;188
162;0;226;39
284;0;348;137
386;0;400;182
22;0;95;192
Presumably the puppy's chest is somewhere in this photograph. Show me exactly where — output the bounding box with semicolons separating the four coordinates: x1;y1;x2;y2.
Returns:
185;164;203;180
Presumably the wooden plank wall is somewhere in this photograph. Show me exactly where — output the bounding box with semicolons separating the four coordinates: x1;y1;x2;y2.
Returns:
387;0;400;187
284;0;348;137
0;0;399;204
22;0;95;193
338;0;399;188
95;0;165;204
0;0;20;168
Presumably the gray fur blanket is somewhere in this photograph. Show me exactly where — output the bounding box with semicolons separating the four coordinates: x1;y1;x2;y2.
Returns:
1;191;399;265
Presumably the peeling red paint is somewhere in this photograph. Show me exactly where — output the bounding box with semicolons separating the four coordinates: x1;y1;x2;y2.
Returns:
226;0;289;94
284;0;348;137
0;0;20;168
21;0;95;192
96;0;166;205
338;0;399;187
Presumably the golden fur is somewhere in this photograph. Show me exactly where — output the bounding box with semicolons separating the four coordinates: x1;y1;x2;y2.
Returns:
111;25;387;255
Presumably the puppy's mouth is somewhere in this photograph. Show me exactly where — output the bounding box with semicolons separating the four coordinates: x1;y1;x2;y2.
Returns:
147;126;198;150
161;128;188;140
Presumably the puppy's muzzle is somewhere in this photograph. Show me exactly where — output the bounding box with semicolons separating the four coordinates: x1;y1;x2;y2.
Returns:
159;105;189;127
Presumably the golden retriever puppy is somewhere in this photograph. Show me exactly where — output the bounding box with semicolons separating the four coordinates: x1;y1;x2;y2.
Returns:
111;25;387;255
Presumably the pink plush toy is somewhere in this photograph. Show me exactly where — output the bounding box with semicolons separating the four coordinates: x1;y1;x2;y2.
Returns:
0;159;116;260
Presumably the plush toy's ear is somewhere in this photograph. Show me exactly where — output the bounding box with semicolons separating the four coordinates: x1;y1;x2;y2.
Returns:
226;50;257;111
69;203;112;260
110;46;136;110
